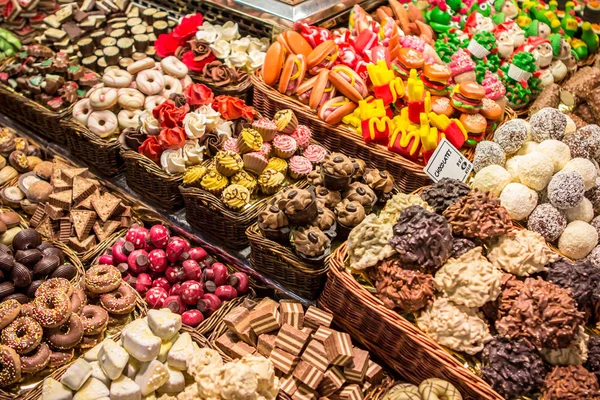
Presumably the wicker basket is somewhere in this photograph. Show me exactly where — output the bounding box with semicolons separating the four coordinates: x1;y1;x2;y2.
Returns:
193;74;254;105
62;118;123;176
318;243;504;400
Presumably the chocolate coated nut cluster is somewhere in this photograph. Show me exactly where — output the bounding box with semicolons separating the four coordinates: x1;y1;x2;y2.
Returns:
420;178;471;213
546;258;600;312
542;365;600;400
375;257;435;312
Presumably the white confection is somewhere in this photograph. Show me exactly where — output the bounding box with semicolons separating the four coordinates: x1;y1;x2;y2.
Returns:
238;355;278;397
537;140;572;173
565;197;594;223
147;310;182;341
564;114;577;135
156;366;185;394
472;165;511;196
135;360;169;396
559;221;599;260
516;141;539;155
142;394;156;400
84;339;112;362
125;358;143;379
110;375;142;400
89;361;110;387
499;183;538;220
61;359;93;391
99;340;130;380
123;319;161;362
167;333;194;370
187;348;223;379
41;378;73;400
505;156;522;183
561;158;598;191
518;152;554;191
73;378;109;400
158;334;179;363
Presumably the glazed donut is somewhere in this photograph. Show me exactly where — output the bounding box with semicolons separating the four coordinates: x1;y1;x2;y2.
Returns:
180;75;193;89
20;342;50;374
160;56;189;79
102;69;133;88
419;379;462;400
0;300;20;330
47;314;84;350
117;88;145;110
0;316;43;354
33;290;71;328
100;283;136;315
161;75;183;98
73;99;93;125
144;95;167;112
118;109;142;130
88;87;118;110
127;57;156;75
37;278;73;299
88;110;119;138
78;331;104;350
136;70;164;95
81;305;108;335
48;349;73;369
0;345;20;386
383;383;421;400
70;289;84;315
85;264;121;294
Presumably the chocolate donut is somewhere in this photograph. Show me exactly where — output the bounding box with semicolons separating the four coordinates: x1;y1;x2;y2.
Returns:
81;305;108;335
48;349;73;369
20;343;50;374
78;331;105;350
0;316;42;354
47;314;84;350
100;283;136;315
85;265;121;294
20;303;34;318
0;345;20;386
32;290;71;328
37;278;73;298
70;289;86;315
0;300;20;330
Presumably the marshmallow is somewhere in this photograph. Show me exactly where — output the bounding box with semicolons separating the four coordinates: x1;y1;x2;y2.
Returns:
61;359;93;391
73;378;109;400
158;333;179;363
41;378;73;400
84;339;113;362
156;365;185;394
99;340;130;380
110;375;142;400
147;309;182;340
167;332;194;370
125;357;143;379
135;360;169;396
89;361;110;387
123;319;161;362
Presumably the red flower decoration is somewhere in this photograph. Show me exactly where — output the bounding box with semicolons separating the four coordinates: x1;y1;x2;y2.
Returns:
172;13;204;42
181;50;216;72
211;95;256;121
184;83;214;107
155;34;180;58
139;136;163;162
158;127;186;150
153;100;190;129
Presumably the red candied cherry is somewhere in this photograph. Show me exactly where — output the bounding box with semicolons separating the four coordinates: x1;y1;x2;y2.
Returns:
112;240;134;264
180;280;204;305
166;237;190;263
152;277;171;292
197;293;221;316
126;225;149;249
145;287;167;309
188;247;207;262
215;285;238;301
148;249;168;273
98;254;114;266
127;249;149;274
227;272;250;295
182;260;202;281
169;282;182;296
134;273;153;296
163;295;186;314
165;265;185;283
149;225;170;248
182;309;204;327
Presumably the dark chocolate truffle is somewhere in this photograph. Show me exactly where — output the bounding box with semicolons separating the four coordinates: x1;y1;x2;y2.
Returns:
585;335;600;383
546;258;600;310
420;178;471;213
450;238;477;259
527;203;567;242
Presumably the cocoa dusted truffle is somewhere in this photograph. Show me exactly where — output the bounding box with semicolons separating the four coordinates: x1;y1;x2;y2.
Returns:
481;337;546;399
548;171;585;210
375;258;435;312
546;258;600;311
420;178;471;213
528;204;567;242
585;335;600;382
586;177;600;214
562;124;600;160
389;205;453;272
442;190;512;240
542;365;600;400
530;107;567;141
473;141;506;172
451;238;476;258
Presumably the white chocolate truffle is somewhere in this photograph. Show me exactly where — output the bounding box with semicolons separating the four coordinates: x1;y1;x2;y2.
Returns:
61;359;93;391
561;158;597;191
541;327;589;366
558;221;599;259
99;340;129;380
487;230;559;276
73;378;109;400
518;152;554;191
147;309;182;341
499;183;538;220
41;378;73;400
167;332;194;370
564;197;594;223
122;319;161;362
472;165;511;196
135;360;169;396
515;141;539;156
505;156;522;183
110;375;142;400
536;140;572;173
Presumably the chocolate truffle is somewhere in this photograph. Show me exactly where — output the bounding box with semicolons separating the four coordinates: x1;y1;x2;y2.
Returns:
375;258;435;312
548;171;585;210
537;139;572;173
542;365;600;400
547;258;600;310
314;186;341;209
481;337;546;398
292;226;330;261
473;165;511;196
586;177;600;213
585;335;600;382
499;182;538;221
564;197;594;223
563;124;600;160
389;205;453;272
450;238;476;259
473;141;506;172
530;107;567;141
334;199;366;229
420;178;471;213
493;275;526;321
518;152;554;191
344;182;377;209
562;158;597;191
558;221;598;260
493;118;530;154
528;204;567;242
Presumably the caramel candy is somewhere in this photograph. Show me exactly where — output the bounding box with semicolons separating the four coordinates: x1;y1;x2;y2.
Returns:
215;331;239;358
224;306;255;345
365;361;383;384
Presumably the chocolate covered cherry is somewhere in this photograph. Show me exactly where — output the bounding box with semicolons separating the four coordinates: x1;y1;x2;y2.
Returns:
170;283;182;296
228;272;250;295
149;225;170;248
165;265;185;283
215;285;238;301
205;263;228;286
145;287;167;309
112;240;133;264
98;254;113;265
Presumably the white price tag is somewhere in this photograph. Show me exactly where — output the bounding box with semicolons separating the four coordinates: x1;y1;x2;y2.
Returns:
424;138;473;183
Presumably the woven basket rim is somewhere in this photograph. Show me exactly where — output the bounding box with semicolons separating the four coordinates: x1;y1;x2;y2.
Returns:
62;118;121;150
179;184;268;220
0;79;74;118
121;148;184;182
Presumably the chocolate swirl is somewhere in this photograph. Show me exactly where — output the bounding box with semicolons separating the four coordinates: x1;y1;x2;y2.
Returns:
121;127;147;150
199;131;226;156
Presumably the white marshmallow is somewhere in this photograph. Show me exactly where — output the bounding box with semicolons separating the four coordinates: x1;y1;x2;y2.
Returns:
123;319;161;362
134;360;169;396
158;333;179;363
156;365;185;394
41;378;73;400
147;309;182;340
61;359;93;391
73;378;109;400
125;358;144;379
89;361;110;387
167;332;194;370
84;339;112;362
110;375;142;400
99;340;130;380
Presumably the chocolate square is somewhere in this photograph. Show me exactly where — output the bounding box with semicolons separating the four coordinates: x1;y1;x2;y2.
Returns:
280;300;304;329
275;323;310;356
294;361;324;390
301;339;329;372
280;374;300;396
215;331;239;358
304;306;334;329
249;302;280;335
257;334;277;358
318;367;346;397
224;306;255;345
365;360;383;384
324;332;353;366
314;326;335;342
231;341;255;359
343;347;369;383
270;348;299;375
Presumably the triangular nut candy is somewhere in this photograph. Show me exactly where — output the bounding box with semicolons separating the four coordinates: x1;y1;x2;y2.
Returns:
36;216;55;239
72;176;97;205
71;209;96;241
92;193;122;222
49;190;72;210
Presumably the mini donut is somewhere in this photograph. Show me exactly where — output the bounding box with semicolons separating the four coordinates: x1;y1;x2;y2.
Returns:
117;88;145;110
33;290;71;328
78;331;105;350
73;99;93;126
85;264;122;294
127;57;156;75
136;69;164;95
88;110;118;138
20;303;34;318
0;345;20;386
102;69;133;88
81;305;108;335
180;75;193;89
48;349;73;369
20;342;50;374
88;87;118;110
37;278;73;299
70;289;84;315
144;95;167;112
47;314;84;350
118;109;142;130
160;56;189;79
161;75;183;98
384;383;421;400
0;300;21;330
100;283;136;315
107;312;129;327
0;316;43;354
419;379;462;400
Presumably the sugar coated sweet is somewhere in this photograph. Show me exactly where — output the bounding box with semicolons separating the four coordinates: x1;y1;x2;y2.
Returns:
472;165;511;196
558;220;599;259
516;141;539;156
527;204;567;242
530;107;567;141
536;140;571;173
564;197;594;223
499;183;538;221
493;119;530;154
517;152;554;191
473;141;506;173
548;171;585;210
561;158;597;191
505;156;522;183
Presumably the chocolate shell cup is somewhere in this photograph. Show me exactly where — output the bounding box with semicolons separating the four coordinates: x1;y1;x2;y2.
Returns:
336;222;356;240
323;171;353;191
259;225;290;244
322;222;337;241
285;190;319;225
296;245;331;266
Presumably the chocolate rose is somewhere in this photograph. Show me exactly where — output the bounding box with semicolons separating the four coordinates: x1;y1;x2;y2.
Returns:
121;127;147;150
199;130;226;156
169;93;187;108
202;60;248;87
189;39;213;62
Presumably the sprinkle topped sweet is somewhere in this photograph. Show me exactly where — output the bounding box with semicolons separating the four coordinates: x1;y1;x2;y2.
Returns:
527;204;567;242
473;141;506;172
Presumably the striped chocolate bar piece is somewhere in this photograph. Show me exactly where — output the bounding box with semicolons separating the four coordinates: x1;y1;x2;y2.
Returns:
257;334;277;358
270;347;299;375
324;332;353;366
275;323;310;356
365;360;383;384
249;302;280;335
224;306;255;345
294;361;324;390
231;341;256;359
318;367;346;397
292;384;317;400
280;300;304;329
215;331;239;358
344;347;369;383
301;339;329;372
334;384;363;400
314;326;335;342
280;374;300;396
303;306;334;329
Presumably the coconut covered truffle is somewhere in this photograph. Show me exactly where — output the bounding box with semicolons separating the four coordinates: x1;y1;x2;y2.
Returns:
537;140;572;173
562;124;600;160
527;204;568;242
585;335;600;382
499;183;538;220
564;197;594;223
496;277;585;349
416;297;492;355
587;245;600;269
530;107;568;141
434;247;503;308
472;165;511;196
541;327;589;366
481;337;546;398
473;141;506;172
562;158;597;191
586;178;600;214
541;365;600;400
493;119;530;154
389;205;453;272
487;229;559;276
347;214;395;270
505;156;522;183
548;171;585;209
546;258;600;310
518;152;554;191
419;178;471;213
516;141;539;156
558;220;598;260
375;258;435;312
